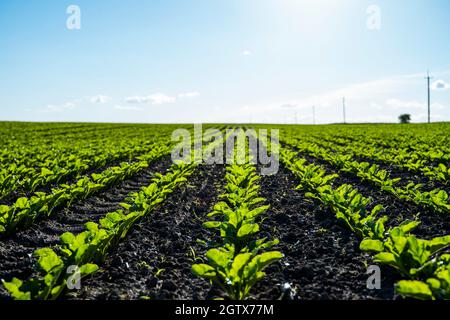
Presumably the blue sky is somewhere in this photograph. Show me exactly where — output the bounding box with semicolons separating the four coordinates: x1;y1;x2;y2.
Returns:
1;0;450;123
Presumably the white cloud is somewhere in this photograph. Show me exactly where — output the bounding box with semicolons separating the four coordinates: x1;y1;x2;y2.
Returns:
431;80;450;91
39;102;76;113
385;99;445;110
178;92;200;98
243;50;252;56
216;71;450;124
114;105;143;111
147;93;176;105
90;95;111;104
415;112;446;122
125;96;148;104
280;103;298;108
263;72;446;113
347;115;396;123
307;75;419;107
126;91;200;105
385;99;425;109
431;103;445;110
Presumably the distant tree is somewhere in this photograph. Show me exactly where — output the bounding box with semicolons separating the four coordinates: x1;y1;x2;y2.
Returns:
399;114;411;124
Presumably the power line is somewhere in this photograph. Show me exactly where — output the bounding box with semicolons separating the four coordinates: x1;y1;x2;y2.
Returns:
342;97;346;124
425;70;433;124
312;105;316;125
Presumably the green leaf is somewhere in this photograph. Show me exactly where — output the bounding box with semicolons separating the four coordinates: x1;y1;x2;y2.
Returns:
0;205;10;214
203;221;221;229
119;203;131;210
426;235;450;254
79;263;99;276
373;252;397;266
395;280;433;300
85;222;99;233
398;220;421;234
14;197;28;209
390;236;408;254
34;248;63;273
2;278;30;300
407;237;429;265
374;216;388;239
50;285;63;297
206;248;233;269
192;264;217;278
60;232;76;246
246;205;269;219
237;223;260;239
254;251;283;269
243;251;283;283
230;253;252;280
104;212;124;224
360;239;384;252
40;168;54;177
426;278;441;291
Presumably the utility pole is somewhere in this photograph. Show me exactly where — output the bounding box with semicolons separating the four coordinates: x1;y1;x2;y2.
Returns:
312;105;316;125
295;112;298;125
342;97;346;124
425;70;432;124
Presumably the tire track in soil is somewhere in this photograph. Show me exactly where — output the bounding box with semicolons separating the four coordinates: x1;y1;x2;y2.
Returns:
253;165;397;300
0;156;173;299
68;164;225;300
287;147;450;239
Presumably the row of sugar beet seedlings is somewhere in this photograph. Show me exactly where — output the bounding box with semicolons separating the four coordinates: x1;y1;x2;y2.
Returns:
2;128;230;300
1;128;227;300
282;137;450;214
309;134;450;184
0;128;173;202
192;135;283;300
0;143;173;236
280;146;450;300
3;162;196;300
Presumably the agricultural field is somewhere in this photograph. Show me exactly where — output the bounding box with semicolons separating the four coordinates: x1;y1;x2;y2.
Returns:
0;121;449;301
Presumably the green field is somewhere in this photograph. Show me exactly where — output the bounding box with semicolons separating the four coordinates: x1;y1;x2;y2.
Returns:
0;122;449;300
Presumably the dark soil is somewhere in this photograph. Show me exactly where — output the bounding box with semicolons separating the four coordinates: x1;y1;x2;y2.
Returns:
289;148;450;239
337;152;448;193
68;163;399;300
0;155;445;300
298;144;449;193
2;146;163;205
251;166;398;300
0;156;173;299
68;164;225;300
318;136;450;167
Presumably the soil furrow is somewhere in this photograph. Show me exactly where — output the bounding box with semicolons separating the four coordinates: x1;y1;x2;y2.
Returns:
0;156;173;299
286;148;450;239
67;164;225;300
2;145;170;205
253;165;398;300
326;147;448;192
293;141;449;193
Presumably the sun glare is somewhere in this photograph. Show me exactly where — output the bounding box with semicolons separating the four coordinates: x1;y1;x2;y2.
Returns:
280;0;344;13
